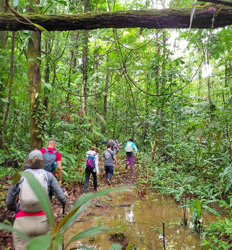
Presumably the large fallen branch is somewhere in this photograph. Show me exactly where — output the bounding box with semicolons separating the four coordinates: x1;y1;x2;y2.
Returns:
0;5;232;31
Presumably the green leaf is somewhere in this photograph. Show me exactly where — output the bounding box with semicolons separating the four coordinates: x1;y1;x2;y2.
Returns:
195;198;202;220
66;226;111;247
109;243;122;250
0;222;31;241
0;98;8;103
12;172;21;185
21;171;55;228
27;234;53;250
44;82;53;90
126;242;134;250
53;200;91;234
32;23;49;34
76;247;94;250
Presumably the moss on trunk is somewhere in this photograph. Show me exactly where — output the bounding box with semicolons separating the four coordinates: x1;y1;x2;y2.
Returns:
0;6;232;31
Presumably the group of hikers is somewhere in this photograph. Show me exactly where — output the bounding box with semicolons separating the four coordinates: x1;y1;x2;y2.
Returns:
5;138;138;250
6;139;66;250
84;138;138;193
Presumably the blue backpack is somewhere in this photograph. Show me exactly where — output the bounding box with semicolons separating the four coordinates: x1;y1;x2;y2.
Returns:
44;148;57;173
86;154;96;170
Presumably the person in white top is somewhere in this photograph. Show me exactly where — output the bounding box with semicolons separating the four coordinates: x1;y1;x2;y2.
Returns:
84;146;99;193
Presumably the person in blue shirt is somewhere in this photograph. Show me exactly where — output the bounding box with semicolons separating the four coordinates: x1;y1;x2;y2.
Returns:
124;138;138;172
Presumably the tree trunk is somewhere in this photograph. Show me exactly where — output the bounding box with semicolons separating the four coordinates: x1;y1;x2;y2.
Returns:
27;3;43;150
223;59;227;106
0;0;7;149
81;0;89;115
102;55;109;134
1;7;232;31
198;62;202;97
1;31;15;136
44;36;50;110
67;50;74;102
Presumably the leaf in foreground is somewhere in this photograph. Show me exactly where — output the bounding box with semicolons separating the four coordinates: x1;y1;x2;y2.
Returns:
0;222;31;241
27;234;53;250
66;226;111;248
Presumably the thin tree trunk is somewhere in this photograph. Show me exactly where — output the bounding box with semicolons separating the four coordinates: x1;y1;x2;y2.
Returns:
81;0;89;115
94;51;99;122
81;30;88;115
160;31;167;147
223;59;227;106
1;31;15;136
0;0;8;149
198;62;202;97
44;36;50;110
27;3;43;150
67;50;74;102
102;55;109;134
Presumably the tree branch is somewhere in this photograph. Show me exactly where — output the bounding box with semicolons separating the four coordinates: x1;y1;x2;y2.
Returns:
0;6;232;31
199;0;232;7
4;0;43;32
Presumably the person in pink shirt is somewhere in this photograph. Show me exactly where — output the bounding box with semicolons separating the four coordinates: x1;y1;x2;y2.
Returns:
40;139;62;184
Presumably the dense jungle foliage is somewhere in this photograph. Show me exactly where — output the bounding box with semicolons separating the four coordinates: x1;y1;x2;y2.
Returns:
0;0;232;248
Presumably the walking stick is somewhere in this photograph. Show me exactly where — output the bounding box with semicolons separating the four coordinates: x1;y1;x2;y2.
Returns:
62;188;66;250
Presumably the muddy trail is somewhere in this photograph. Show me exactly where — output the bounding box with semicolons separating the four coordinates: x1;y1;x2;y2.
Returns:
0;157;140;249
0;157;222;249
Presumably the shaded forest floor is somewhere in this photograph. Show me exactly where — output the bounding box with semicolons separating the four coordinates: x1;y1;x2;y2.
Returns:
0;157;142;250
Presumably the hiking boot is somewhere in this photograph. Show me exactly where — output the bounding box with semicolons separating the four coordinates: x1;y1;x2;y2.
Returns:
130;169;133;173
106;179;111;185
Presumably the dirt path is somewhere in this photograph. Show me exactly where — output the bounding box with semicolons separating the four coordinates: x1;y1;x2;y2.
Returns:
0;157;140;249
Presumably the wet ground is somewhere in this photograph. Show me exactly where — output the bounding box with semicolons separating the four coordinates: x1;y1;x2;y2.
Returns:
64;188;222;250
0;159;226;249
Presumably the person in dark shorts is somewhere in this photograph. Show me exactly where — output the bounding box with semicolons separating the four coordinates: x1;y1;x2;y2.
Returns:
100;142;117;185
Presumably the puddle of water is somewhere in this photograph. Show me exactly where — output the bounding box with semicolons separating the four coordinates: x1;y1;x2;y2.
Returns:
65;189;223;250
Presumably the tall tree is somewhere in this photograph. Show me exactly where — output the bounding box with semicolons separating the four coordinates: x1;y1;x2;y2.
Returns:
27;2;43;150
81;0;90;115
102;55;109;134
0;0;8;149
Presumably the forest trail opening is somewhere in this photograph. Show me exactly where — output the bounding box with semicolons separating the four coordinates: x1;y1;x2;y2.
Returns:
0;156;224;249
58;156;220;249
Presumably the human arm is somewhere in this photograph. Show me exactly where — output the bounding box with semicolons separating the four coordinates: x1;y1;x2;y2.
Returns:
6;183;20;212
48;173;66;204
95;154;99;174
132;143;138;156
57;160;62;183
99;157;104;167
113;156;117;165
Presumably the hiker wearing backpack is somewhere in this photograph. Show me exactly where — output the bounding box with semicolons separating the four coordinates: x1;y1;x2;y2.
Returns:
84;146;99;193
125;138;138;172
100;142;117;185
6;150;67;250
40;139;62;184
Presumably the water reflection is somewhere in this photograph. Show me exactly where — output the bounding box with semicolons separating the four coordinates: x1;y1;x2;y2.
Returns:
126;210;134;222
65;188;221;250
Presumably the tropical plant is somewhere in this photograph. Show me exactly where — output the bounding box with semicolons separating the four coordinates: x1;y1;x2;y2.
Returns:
0;171;130;250
201;218;232;250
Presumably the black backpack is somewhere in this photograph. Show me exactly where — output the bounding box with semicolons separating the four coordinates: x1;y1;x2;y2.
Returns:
44;148;57;173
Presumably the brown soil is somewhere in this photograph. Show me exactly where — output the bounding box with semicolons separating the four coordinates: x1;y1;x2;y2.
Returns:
0;159;140;250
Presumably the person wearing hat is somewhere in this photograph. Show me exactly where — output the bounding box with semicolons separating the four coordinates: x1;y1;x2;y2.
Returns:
84;146;99;193
6;150;67;250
